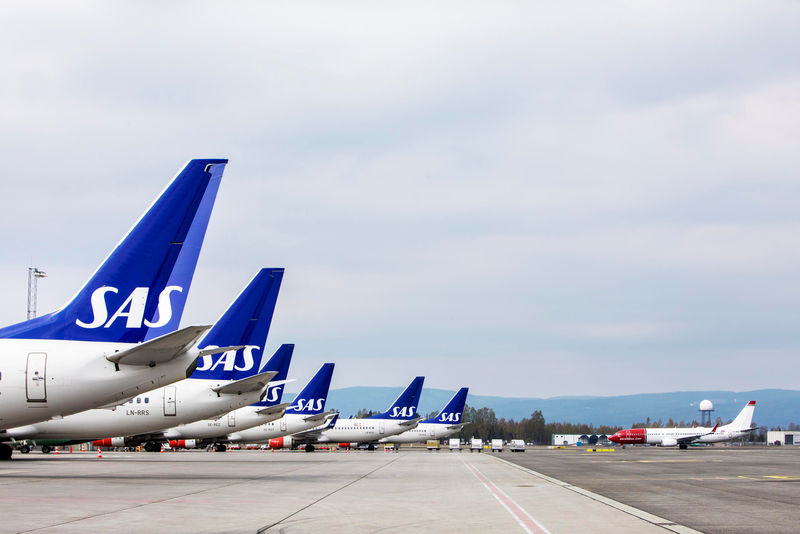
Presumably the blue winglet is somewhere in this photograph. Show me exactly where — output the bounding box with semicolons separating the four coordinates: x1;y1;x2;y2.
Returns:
0;159;227;343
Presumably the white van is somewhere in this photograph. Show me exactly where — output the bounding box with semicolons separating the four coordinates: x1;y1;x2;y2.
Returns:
470;438;483;452
449;438;461;451
509;439;525;452
491;439;503;452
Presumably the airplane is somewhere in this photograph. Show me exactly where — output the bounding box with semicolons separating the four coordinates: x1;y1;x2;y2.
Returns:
275;376;425;452
0;159;227;460
225;362;337;450
164;342;296;452
378;387;468;446
3;268;283;453
608;400;757;449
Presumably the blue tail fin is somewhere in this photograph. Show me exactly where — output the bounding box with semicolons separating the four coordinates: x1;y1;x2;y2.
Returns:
370;376;425;420
285;363;335;415
192;268;284;381
251;344;294;407
0;159;226;343
423;387;469;424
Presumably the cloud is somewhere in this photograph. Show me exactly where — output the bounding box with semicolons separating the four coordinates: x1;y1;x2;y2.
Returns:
1;2;800;396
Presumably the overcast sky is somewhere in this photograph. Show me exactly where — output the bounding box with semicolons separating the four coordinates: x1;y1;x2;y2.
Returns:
1;2;799;397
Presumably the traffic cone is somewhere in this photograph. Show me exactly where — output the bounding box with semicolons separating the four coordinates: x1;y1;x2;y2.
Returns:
69;446;73;454
54;447;59;455
97;448;102;459
160;445;164;453
80;445;85;453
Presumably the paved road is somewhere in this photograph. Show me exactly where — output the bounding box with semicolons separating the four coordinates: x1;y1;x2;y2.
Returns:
0;448;692;533
499;445;800;534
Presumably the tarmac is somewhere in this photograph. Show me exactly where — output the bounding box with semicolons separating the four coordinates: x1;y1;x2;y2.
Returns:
499;445;800;534
0;447;693;534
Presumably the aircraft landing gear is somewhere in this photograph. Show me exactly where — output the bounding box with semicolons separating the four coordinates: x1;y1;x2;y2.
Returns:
214;444;227;452
367;444;375;451
20;445;30;454
304;444;315;453
679;443;688;450
41;445;52;454
143;442;158;452
0;443;12;460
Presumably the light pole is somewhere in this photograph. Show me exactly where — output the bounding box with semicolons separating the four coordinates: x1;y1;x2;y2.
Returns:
27;267;47;320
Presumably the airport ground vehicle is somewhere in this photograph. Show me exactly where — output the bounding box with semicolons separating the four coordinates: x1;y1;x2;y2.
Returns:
491;439;503;452
509;439;525;452
470;438;483;452
449;438;461;451
427;439;440;450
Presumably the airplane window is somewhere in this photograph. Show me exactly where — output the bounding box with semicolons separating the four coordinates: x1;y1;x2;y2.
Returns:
144;398;149;404
136;398;141;404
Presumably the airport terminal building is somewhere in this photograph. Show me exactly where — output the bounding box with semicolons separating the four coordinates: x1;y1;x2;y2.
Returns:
552;433;610;446
767;431;800;446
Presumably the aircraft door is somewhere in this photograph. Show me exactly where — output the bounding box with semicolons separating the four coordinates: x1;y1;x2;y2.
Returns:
431;427;436;439
379;422;385;435
164;386;177;416
280;418;287;432
26;352;47;402
228;412;236;427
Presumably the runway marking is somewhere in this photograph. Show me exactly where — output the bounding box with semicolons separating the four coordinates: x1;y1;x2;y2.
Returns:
464;461;550;534
491;455;704;534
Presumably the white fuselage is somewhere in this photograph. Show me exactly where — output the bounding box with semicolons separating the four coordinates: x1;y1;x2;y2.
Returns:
2;376;264;441
164;404;284;441
646;426;751;445
379;422;460;444
0;338;198;430
227;413;328;443
309;418;415;444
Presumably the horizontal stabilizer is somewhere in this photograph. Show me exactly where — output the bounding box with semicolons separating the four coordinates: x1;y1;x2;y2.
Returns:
198;345;246;357
398;416;423;427
255;402;290;416
212;370;277;396
303;410;338;423
107;325;211;366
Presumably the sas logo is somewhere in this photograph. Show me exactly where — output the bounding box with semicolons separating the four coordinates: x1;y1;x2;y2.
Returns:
76;286;183;329
438;412;461;423
195;345;261;373
290;398;325;412
390;406;416;418
264;385;283;403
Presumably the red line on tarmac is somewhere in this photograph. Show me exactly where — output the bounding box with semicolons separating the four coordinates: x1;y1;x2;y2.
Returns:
464;462;550;534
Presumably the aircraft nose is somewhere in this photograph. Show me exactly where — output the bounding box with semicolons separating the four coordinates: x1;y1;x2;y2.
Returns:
608;434;620;443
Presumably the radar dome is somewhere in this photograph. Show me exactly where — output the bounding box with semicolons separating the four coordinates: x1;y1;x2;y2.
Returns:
699;400;713;411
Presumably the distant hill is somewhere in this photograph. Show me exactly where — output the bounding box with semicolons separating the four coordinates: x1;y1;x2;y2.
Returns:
285;387;800;428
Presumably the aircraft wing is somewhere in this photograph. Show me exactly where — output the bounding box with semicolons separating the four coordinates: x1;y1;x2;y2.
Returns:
211;371;278;396
107;325;211;366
